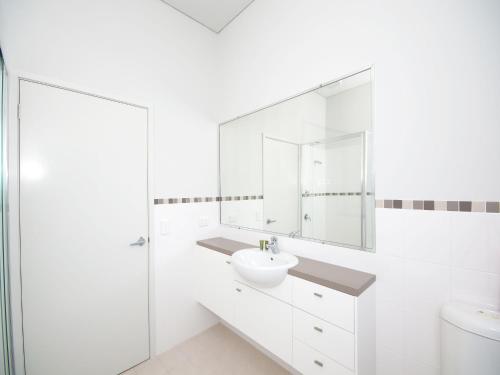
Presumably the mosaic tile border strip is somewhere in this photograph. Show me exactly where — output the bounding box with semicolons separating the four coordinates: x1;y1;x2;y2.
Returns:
154;196;499;213
302;192;374;197
376;199;500;213
154;195;264;205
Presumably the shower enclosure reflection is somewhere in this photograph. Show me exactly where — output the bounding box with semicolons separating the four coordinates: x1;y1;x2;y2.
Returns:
220;69;374;251
301;133;367;247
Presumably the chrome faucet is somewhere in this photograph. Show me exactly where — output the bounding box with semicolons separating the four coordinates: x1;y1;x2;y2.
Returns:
267;236;280;254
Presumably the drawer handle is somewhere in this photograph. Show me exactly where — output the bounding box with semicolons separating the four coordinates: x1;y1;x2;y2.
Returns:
313;292;323;298
236;288;242;292
314;360;324;367
313;326;323;333
225;260;231;264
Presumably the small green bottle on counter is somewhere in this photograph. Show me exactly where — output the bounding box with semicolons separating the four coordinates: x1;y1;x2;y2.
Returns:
259;240;268;251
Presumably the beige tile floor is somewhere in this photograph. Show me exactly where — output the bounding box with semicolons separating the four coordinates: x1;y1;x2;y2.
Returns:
123;324;291;375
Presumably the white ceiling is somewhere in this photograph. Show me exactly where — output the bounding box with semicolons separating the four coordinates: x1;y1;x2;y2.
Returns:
161;0;255;33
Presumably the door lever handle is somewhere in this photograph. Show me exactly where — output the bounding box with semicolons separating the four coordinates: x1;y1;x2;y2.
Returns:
130;236;146;247
266;219;277;224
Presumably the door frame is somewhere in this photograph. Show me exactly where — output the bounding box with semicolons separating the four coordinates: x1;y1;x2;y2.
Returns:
6;71;156;375
0;48;13;375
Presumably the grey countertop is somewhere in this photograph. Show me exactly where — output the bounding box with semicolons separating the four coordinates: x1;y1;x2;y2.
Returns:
196;237;376;297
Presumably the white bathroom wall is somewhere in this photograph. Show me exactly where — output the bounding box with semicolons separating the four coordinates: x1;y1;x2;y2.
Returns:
153;203;220;352
217;0;500;374
0;0;220;363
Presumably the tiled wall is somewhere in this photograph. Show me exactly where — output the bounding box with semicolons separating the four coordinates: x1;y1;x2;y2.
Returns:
376;208;500;375
153;202;220;354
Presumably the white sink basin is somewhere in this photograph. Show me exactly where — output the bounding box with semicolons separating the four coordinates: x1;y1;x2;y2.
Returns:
232;249;299;287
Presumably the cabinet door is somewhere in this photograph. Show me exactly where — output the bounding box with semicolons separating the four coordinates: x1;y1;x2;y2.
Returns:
196;247;235;324
234;282;292;364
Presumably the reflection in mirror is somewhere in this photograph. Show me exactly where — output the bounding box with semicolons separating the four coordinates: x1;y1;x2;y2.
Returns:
220;69;374;251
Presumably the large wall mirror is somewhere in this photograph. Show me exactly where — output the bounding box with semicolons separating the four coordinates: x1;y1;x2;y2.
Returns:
219;69;374;251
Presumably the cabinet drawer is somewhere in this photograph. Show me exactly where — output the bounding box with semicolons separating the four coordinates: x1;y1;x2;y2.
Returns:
293;308;355;370
196;246;234;277
292;277;355;332
234;272;293;304
293;339;354;375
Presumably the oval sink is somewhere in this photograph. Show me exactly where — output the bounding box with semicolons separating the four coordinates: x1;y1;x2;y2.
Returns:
232;249;299;287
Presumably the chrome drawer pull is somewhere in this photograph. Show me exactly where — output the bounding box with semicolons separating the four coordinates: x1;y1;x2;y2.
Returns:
225;260;231;264
313;292;323;298
314;326;323;333
236;288;242;292
314;360;324;367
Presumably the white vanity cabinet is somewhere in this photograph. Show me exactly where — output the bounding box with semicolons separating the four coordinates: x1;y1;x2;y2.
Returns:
196;244;375;375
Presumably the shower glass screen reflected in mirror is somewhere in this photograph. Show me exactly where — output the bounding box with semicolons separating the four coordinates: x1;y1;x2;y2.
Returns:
219;69;374;251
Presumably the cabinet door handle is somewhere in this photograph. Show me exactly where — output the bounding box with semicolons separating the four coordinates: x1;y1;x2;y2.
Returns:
225;260;231;264
313;326;323;333
236;288;242;292
314;360;323;367
313;292;323;298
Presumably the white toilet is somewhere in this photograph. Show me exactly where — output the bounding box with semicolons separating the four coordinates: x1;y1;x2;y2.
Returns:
441;302;500;375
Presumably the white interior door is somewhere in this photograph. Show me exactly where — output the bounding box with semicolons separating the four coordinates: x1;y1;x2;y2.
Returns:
19;80;149;375
263;137;299;235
